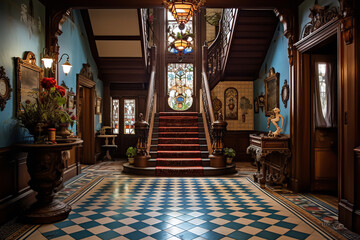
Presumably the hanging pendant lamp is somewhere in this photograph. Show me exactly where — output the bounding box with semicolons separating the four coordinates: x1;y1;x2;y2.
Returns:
163;0;205;30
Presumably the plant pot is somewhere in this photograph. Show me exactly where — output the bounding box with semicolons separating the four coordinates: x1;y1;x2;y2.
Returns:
209;155;226;168
226;157;233;164
134;155;150;168
128;157;135;165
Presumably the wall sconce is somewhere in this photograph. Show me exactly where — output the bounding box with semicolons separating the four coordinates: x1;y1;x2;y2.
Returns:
59;53;72;76
41;49;53;69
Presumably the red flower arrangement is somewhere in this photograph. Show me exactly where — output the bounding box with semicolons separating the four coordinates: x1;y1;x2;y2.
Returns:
41;77;57;90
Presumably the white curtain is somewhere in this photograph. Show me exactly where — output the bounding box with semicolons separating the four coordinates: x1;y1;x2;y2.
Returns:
314;62;337;128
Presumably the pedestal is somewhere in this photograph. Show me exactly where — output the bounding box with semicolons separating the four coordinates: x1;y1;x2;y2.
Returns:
17;139;83;224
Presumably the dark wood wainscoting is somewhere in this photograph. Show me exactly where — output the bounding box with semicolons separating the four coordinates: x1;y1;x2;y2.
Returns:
0;147;34;225
0;146;81;225
224;131;254;162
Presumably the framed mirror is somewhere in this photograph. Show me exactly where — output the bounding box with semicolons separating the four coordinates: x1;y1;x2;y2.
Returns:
0;66;12;111
16;51;43;113
264;67;279;116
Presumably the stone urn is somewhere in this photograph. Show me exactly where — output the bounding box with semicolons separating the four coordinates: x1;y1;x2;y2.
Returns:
17;139;83;224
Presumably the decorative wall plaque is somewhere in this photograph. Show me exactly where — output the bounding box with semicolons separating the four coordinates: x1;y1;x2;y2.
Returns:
0;66;12;111
224;87;238;120
281;80;290;108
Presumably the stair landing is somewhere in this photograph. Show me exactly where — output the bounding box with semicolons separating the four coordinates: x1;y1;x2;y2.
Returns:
123;112;236;176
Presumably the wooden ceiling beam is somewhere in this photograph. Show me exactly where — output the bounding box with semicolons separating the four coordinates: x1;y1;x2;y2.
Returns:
40;0;297;10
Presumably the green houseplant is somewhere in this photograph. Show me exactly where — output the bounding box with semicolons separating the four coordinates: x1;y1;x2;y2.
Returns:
224;148;236;164
126;147;137;164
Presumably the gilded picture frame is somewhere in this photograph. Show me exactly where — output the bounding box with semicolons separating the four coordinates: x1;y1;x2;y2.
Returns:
264;67;279;116
16;51;44;114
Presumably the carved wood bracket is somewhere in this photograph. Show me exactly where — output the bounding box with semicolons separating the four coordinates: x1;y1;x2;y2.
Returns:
274;8;297;67
339;0;354;45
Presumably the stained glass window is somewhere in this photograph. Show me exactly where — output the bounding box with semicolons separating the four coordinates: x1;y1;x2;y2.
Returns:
112;99;119;134
167;11;194;55
124;99;135;134
167;63;193;111
318;63;327;118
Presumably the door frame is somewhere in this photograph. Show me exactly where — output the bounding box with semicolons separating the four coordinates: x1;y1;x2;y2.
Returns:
76;73;96;164
293;19;342;193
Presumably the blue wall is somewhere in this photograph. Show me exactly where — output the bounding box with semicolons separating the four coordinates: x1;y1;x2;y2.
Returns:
254;23;290;135
298;0;339;37
0;5;103;148
58;10;103;132
0;0;45;147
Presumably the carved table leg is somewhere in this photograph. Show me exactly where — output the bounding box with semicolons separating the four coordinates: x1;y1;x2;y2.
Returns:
259;158;266;188
253;160;261;182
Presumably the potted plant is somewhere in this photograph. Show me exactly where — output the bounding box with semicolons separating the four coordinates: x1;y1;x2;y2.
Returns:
126;147;137;164
224;148;236;164
18;77;74;143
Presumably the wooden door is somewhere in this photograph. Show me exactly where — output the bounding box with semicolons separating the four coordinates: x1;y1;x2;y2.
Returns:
77;76;96;164
310;54;338;193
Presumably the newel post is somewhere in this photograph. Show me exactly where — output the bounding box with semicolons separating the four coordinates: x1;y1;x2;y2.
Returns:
209;113;228;167
134;113;150;167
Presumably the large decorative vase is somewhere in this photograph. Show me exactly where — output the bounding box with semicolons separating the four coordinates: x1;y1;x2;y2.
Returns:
17;139;83;224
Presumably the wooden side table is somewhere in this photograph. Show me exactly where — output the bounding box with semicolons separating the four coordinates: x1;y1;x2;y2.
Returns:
246;134;291;188
97;135;117;161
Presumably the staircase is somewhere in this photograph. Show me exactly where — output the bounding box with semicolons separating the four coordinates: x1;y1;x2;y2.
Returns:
151;112;207;176
123;112;236;176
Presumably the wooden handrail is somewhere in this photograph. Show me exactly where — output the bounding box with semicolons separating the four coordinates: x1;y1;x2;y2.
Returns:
202;45;215;124
144;46;157;123
221;9;238;80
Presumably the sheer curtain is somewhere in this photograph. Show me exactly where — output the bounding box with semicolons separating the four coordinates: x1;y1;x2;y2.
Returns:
314;62;337;128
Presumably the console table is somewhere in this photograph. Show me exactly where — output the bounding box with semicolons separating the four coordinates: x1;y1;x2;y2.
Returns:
97;135;117;161
246;134;291;188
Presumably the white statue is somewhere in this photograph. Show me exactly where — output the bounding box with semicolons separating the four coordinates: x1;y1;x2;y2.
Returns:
267;108;284;137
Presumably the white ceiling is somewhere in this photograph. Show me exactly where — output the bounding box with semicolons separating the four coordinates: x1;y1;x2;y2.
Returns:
89;9;140;36
88;9;142;58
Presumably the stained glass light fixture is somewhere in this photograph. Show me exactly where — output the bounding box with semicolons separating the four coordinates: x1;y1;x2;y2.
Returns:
163;0;205;30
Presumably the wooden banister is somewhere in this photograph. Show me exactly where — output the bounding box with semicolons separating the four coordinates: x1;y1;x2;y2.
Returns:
202;45;215;124
144;46;157;123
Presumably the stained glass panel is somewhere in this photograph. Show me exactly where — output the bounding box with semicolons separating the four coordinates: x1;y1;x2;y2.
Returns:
112;99;119;134
124;99;135;134
167;63;193;111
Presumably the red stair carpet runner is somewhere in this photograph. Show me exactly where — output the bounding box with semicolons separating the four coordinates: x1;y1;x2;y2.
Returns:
155;112;204;176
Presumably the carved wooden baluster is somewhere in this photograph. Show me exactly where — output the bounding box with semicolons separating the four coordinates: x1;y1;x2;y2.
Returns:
134;113;150;167
209;113;228;167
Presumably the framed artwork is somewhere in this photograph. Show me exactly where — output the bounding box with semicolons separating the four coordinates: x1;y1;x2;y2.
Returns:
254;97;259;113
96;97;102;115
224;87;238;120
264;67;279;116
16;51;43;113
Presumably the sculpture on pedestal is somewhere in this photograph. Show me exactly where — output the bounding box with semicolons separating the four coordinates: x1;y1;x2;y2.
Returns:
267;107;284;137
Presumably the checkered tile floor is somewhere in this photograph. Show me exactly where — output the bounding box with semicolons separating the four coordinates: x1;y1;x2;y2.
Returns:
25;177;336;240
